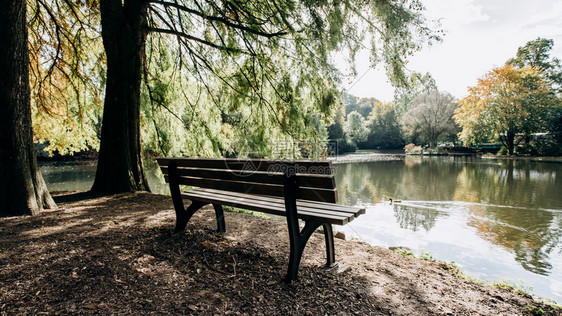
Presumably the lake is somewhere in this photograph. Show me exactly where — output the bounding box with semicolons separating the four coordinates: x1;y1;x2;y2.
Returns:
333;155;562;304
39;155;562;303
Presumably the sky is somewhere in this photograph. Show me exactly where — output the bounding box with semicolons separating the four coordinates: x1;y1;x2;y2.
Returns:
341;0;562;102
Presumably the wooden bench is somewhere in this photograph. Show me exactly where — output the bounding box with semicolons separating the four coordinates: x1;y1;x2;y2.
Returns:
156;157;365;282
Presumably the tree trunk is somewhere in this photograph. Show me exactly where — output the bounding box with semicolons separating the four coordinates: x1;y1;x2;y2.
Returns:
0;0;56;216
91;0;150;194
506;130;516;155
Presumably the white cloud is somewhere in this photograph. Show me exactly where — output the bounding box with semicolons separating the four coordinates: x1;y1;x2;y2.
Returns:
423;0;490;26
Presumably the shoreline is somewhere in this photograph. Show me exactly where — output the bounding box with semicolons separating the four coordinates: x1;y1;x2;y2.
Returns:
1;192;559;315
330;151;562;164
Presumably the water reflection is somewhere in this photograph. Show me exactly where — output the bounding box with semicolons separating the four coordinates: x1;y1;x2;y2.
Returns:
393;203;445;232
334;156;562;302
39;161;97;192
39;161;169;194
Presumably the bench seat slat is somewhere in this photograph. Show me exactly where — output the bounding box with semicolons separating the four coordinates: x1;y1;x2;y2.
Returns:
182;191;354;225
181;189;353;225
164;175;338;203
196;188;365;217
185;189;356;221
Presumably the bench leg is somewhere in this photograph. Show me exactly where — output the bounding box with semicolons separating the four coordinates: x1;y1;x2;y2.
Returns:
285;220;322;283
322;223;336;267
212;204;226;232
175;200;207;232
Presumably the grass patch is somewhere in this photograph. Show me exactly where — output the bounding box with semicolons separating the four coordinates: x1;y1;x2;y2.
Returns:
492;278;533;296
222;206;268;218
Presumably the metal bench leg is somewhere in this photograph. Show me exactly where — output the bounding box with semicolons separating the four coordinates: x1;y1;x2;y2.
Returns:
285;220;322;283
176;200;207;232
169;161;209;232
322;223;336;267
212;204;226;232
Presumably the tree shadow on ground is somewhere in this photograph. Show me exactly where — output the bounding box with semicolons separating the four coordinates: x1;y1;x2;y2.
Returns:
0;192;557;315
0;192;386;314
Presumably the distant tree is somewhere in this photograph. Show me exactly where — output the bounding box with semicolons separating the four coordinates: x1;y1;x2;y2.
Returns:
366;102;404;149
327;102;356;154
342;93;379;119
356;98;379;119
402;91;457;148
343;92;359;116
345;111;368;145
507;38;562;93
0;1;56;216
508;38;562;148
394;72;437;116
327;122;344;141
455;65;558;155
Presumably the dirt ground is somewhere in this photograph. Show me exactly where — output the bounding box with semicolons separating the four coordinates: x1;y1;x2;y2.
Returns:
0;192;559;315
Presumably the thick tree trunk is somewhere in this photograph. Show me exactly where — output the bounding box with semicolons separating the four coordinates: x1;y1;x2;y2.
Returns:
91;0;150;194
0;0;56;216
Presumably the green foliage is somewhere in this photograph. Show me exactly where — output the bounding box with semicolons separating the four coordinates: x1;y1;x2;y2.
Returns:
328;121;345;140
365;102;404;149
391;247;415;258
31;0;441;160
492;279;534;296
527;305;545;316
311;113;329;142
28;1;104;156
343;93;379;119
418;249;435;261
223;206;268;218
137;0;440;158
327;120;356;154
517;137;562;156
507;38;562;94
345;111;369;145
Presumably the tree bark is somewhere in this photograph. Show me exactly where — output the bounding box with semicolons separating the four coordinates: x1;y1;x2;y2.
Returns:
506;130;516;155
91;0;150;194
0;0;56;216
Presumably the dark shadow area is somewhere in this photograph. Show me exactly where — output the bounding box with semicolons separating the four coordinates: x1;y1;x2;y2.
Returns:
1;193;557;315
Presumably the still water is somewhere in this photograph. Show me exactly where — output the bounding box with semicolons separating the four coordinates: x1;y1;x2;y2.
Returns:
334;155;562;303
39;156;562;303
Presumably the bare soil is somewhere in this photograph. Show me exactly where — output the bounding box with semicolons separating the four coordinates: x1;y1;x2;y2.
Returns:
0;192;559;315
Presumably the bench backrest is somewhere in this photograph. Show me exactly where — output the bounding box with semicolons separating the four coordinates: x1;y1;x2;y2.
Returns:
156;157;337;203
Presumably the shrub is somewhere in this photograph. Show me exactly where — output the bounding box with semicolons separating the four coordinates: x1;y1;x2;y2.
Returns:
497;146;508;155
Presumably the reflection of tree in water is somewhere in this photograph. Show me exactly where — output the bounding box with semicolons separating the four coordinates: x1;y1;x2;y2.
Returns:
335;156;562;276
335;163;379;205
393;204;443;232
458;159;562;276
467;210;561;276
516;244;553;276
